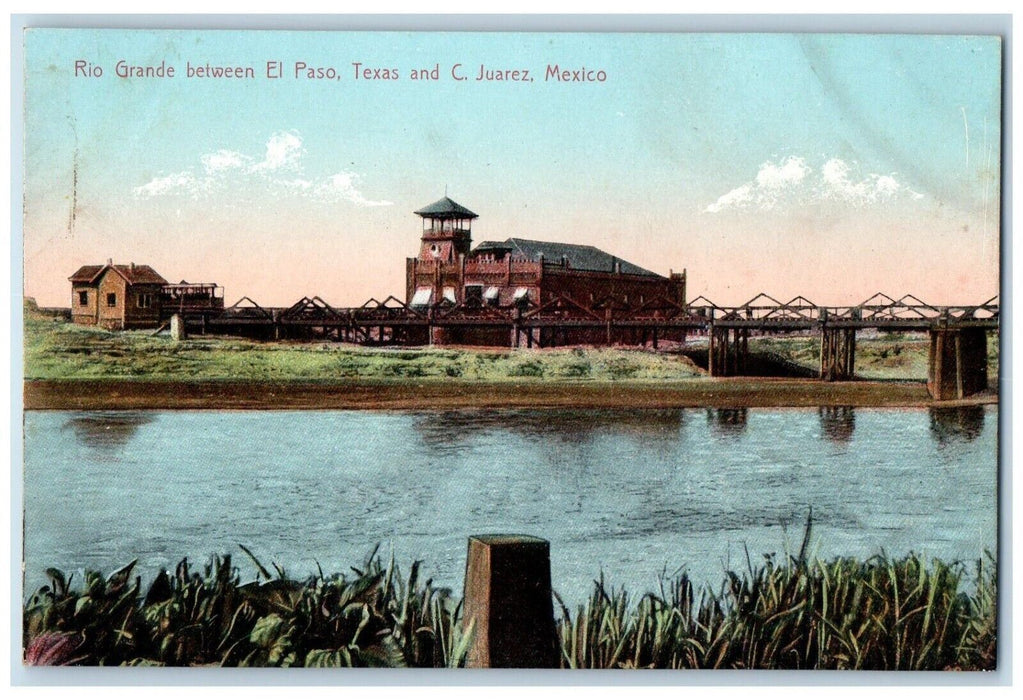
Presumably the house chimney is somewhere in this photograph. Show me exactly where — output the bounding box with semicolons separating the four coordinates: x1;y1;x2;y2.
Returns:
130;262;136;273
107;258;113;266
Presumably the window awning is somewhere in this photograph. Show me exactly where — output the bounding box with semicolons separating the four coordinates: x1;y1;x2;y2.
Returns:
513;287;530;300
442;287;457;303
411;288;433;307
484;286;500;300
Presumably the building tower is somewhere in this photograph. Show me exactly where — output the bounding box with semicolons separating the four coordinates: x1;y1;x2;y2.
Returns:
414;196;478;263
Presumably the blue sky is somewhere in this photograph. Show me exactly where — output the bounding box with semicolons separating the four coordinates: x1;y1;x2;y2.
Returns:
23;30;1001;306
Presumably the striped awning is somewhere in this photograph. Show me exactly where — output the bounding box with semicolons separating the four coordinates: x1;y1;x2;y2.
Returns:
411;287;432;307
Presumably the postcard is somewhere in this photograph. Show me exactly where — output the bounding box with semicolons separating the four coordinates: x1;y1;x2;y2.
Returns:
18;26;1001;672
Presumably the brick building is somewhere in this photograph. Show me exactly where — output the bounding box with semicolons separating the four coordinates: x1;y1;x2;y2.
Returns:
69;260;168;330
406;197;686;312
69;260;224;330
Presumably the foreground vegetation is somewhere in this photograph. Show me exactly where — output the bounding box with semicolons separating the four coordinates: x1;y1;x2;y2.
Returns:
24;543;996;670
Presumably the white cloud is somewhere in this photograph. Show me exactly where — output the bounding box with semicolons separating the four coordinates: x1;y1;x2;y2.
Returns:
250;131;304;173
317;171;393;207
704;156;921;213
132;171;205;198
755;156;810;190
201;149;248;174
134;131;391;207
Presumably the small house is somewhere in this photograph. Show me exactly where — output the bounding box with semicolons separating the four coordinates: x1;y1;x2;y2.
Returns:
69;260;168;330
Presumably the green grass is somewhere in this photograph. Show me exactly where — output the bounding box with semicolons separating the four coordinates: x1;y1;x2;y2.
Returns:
24;546;470;668
23;313;703;382
24;309;998;385
24;541;996;669
557;551;996;670
748;333;999;382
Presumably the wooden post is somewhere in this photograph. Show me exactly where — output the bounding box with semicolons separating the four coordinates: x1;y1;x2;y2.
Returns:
846;329;856;378
955;331;964;399
708;325;718;376
928;329;946;399
463;535;558;668
820;328;831;380
929;328;988;400
739;329;747;372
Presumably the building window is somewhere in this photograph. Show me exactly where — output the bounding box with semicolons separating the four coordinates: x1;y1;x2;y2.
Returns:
106;293;117;308
411;287;433;307
137;293;153;309
78;291;88;306
464;285;483;305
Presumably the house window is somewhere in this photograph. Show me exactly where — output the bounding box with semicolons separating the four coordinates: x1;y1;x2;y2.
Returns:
78;291;88;306
464;285;483;305
106;293;117;307
137;293;153;309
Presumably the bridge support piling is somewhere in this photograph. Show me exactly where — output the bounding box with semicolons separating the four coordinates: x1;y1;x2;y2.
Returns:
820;328;856;381
709;326;749;376
928;328;988;400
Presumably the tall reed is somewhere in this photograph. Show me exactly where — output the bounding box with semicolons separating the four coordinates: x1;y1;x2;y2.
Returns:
553;519;996;670
24;540;996;669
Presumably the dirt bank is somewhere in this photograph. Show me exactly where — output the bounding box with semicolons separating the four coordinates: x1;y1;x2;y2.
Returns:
23;378;998;411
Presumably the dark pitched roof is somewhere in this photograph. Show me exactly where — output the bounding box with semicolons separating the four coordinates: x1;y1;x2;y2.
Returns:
68;264;168;285
69;265;105;282
414;197;478;219
475;238;662;278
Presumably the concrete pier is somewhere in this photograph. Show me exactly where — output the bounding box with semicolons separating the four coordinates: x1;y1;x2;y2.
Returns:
463;534;558;668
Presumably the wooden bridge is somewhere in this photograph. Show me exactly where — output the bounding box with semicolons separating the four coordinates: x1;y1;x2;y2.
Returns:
185;291;998;401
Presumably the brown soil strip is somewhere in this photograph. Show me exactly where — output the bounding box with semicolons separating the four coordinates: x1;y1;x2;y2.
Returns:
23;379;998;411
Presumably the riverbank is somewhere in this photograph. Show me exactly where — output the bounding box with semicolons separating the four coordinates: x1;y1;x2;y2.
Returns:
23;547;996;669
23;311;999;410
23;377;998;410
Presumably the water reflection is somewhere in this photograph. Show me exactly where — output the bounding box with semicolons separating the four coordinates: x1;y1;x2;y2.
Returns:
413;409;685;447
819;406;856;444
62;412;154;450
929;406;985;446
706;408;748;439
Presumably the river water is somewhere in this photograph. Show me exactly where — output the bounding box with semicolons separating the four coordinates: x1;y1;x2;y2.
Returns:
22;406;997;604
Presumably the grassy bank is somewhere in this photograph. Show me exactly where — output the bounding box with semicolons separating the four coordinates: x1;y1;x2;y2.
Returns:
23;310;1000;410
24;313;703;382
24;545;996;670
748;332;1000;381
